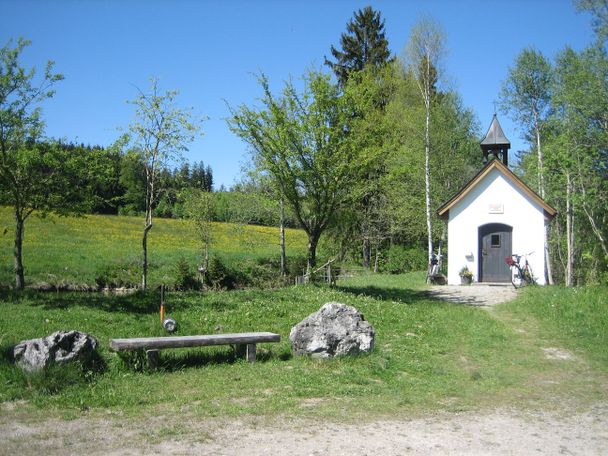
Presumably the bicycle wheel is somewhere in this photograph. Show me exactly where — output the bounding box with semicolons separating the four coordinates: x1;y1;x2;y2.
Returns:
522;268;536;286
511;272;524;289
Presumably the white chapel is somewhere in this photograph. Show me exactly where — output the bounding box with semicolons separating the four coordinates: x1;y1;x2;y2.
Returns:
437;115;557;285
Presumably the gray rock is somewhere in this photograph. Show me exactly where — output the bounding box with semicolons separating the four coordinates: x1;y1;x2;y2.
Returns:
289;302;375;358
12;330;98;373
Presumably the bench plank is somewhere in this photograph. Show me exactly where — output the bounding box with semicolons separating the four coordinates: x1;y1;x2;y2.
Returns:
110;332;280;351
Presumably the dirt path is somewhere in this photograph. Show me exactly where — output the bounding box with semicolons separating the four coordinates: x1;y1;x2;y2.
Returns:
427;283;518;307
2;285;606;455
2;404;607;455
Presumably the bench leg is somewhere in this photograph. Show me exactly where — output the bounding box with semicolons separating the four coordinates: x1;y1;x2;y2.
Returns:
246;343;256;362
235;343;256;362
146;349;159;370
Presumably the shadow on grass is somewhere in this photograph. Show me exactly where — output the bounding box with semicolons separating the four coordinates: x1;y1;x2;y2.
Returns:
0;289;238;315
335;284;441;305
0;289;169;314
120;346;288;372
0;343;15;367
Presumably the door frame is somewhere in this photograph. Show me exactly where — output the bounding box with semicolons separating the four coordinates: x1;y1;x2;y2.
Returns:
478;223;513;282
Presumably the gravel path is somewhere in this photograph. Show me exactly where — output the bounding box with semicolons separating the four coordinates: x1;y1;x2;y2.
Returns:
2;405;607;455
427;283;518;307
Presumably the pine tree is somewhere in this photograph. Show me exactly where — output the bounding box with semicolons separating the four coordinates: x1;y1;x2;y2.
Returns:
325;6;391;86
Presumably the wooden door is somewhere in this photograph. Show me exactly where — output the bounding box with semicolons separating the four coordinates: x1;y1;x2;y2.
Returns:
479;224;512;282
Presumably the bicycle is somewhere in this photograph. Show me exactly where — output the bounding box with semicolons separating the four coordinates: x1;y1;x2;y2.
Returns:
426;253;445;284
505;252;536;289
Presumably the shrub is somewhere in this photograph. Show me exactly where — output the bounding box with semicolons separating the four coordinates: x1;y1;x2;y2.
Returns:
95;259;141;289
172;257;200;291
204;256;238;290
235;256;287;288
380;245;427;274
287;255;309;277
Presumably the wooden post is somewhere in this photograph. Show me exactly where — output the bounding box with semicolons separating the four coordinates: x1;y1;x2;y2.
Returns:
235;343;257;362
146;349;159;370
245;343;256;362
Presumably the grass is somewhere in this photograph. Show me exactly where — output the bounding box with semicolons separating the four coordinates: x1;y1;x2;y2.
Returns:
2;273;605;421
498;285;608;367
0;209;606;421
0;206;308;288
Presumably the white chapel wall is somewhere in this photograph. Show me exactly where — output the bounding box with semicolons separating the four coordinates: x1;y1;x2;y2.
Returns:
446;168;547;285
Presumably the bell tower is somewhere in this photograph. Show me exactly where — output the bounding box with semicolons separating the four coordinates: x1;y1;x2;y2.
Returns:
480;114;510;167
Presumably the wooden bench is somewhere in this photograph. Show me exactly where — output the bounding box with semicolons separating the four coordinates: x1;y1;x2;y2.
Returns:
110;332;281;368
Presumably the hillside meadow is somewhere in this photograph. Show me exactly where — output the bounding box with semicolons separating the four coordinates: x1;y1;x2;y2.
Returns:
0;207;308;289
0;207;606;421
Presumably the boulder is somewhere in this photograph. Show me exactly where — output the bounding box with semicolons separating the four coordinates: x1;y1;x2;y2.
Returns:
12;330;98;373
289;302;375;358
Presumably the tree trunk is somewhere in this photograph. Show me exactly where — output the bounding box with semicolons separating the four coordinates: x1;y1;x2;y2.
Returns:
544;223;554;285
373;246;379;273
362;237;371;269
142;210;152;290
535;122;545;199
279;199;286;277
565;172;574;287
305;233;319;281
424;97;434;278
535;122;553;285
14;211;25;290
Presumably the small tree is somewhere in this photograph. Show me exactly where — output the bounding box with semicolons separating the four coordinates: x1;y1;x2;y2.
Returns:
182;188;215;279
123;78;202;290
228;71;355;274
0;38;66;289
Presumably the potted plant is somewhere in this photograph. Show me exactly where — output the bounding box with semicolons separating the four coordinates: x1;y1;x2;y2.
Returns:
459;266;473;285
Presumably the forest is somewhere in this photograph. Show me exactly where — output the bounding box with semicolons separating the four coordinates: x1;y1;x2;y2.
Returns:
1;2;606;289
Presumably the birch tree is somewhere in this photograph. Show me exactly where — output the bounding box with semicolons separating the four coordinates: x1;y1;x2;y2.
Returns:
124;78;202;290
405;18;445;268
500;48;555;284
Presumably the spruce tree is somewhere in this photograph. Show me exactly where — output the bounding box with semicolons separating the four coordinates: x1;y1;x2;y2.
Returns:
325;6;391;86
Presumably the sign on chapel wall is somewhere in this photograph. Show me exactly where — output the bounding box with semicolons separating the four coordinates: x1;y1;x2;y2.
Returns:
488;202;504;214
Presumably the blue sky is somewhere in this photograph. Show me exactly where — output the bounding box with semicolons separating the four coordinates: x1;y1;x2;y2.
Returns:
1;0;595;188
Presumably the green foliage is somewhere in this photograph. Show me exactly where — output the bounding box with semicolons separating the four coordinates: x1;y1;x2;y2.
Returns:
172;257;200;291
228;70;358;271
502;31;608;284
458;265;473;279
15;362;97;396
325;6;392;86
379;245;427;274
204;256;238;290
122;77;204;289
500;48;553;134
576;0;608;42
95;259;141;289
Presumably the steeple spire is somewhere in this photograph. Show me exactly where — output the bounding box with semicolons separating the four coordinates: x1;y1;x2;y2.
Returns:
481;114;510;167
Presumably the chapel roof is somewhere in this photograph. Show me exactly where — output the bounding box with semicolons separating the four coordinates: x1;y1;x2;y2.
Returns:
480;114;511;147
436;159;557;220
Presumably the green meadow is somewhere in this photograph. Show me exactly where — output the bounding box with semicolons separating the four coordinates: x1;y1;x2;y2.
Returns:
0;210;606;420
0;207;308;288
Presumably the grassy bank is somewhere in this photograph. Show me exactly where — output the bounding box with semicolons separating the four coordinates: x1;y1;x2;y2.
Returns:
0;207;308;288
499;285;608;367
4;274;606;420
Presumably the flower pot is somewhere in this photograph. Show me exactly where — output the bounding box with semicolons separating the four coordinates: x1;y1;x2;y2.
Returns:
460;276;472;285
